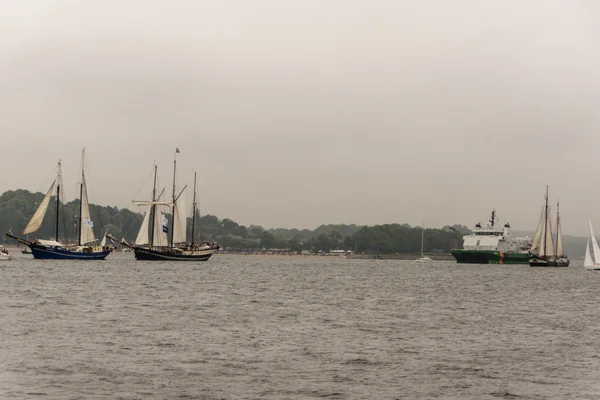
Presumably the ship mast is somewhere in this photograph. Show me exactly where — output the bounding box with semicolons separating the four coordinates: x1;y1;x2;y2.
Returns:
555;201;560;258
542;185;549;259
170;151;177;248
149;164;158;248
55;161;62;242
78;149;84;246
191;172;197;245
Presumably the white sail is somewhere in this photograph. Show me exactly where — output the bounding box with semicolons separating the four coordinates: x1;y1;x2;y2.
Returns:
589;220;600;265
584;236;595;268
79;172;96;245
540;209;554;257
100;229;108;247
555;215;563;257
134;204;152;245
531;208;544;252
152;203;169;247
172;187;187;245
23;180;56;235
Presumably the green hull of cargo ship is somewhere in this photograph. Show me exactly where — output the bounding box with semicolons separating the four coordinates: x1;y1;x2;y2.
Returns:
450;249;530;264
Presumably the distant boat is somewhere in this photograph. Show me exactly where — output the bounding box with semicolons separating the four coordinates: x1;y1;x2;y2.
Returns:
450;210;531;264
415;223;433;262
0;246;12;261
529;186;566;267
122;150;219;261
5;150;111;260
584;220;600;270
21;248;32;255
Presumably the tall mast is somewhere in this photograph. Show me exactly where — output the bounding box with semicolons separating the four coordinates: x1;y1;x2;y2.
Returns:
542;185;549;259
78;149;84;246
421;222;424;257
55;161;61;241
555;201;560;258
191;172;197;245
149;164;158;248
489;209;496;228
170;151;177;248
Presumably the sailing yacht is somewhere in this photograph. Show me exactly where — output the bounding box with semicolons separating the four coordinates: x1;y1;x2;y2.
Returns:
122;149;219;261
415;223;433;262
584;220;600;270
5;150;111;260
529;186;557;267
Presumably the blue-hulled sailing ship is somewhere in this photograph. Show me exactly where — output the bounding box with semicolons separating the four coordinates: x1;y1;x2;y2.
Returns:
6;150;111;260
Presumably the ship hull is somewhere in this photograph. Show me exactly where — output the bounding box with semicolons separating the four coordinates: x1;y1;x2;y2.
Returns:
29;244;110;260
451;249;530;264
132;246;215;261
529;256;569;267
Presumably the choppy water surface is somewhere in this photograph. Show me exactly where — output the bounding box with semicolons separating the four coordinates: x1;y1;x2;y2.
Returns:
1;253;600;399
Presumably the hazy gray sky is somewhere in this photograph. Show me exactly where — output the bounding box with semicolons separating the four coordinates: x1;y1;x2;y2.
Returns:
2;1;600;235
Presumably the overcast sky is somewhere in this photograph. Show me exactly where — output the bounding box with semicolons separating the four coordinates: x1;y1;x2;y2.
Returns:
1;1;599;235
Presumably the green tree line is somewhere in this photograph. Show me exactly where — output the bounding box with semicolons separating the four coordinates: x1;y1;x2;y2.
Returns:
0;189;466;253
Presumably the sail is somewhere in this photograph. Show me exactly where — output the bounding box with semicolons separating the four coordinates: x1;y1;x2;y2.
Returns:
79;172;96;245
555;215;564;257
172;187;187;245
100;229;108;247
134;204;152;245
589;220;600;265
152;203;169;247
540;209;554;257
584;237;595;268
530;208;544;252
23;180;56;235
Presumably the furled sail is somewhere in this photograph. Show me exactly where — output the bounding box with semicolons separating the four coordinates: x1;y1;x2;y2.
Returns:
134;204;152;245
584;236;595;268
589;220;600;265
172;187;187;245
79;172;96;245
23;180;56;235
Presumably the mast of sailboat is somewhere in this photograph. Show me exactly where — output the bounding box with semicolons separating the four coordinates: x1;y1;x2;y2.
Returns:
78;149;85;246
55;161;61;242
542;185;549;259
191;172;197;245
555;201;560;258
420;222;424;257
170;150;177;248
149;164;158;248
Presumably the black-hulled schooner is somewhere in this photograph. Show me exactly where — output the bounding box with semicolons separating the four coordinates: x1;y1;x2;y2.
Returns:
123;149;219;261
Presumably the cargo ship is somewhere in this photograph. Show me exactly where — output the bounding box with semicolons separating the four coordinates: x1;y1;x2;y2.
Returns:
451;210;532;264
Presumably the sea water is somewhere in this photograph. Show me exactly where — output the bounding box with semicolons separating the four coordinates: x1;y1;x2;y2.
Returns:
1;253;599;399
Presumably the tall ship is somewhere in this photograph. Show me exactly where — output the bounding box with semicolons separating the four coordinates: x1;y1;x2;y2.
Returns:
528;186;569;267
6;150;111;260
122;149;219;261
450;210;532;264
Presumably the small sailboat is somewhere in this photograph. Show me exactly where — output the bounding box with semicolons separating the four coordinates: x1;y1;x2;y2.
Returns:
5;150;111;260
529;186;557;267
415;223;433;262
584;220;600;270
122;149;219;261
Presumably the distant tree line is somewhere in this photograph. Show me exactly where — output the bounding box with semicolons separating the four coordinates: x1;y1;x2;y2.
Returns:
0;189;469;253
